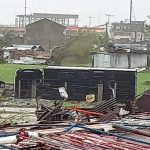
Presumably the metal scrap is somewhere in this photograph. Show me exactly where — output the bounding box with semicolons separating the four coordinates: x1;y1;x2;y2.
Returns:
113;124;150;137
36;97;119;123
15;130;150;150
36;101;70;123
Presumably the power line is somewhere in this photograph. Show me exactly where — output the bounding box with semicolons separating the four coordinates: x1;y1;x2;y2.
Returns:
105;14;113;24
105;14;113;38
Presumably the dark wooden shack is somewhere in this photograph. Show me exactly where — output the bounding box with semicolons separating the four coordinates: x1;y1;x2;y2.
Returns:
15;69;43;99
41;66;136;102
15;66;136;102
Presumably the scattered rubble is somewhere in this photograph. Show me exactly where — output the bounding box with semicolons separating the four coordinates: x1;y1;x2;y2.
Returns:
136;89;150;112
0;92;149;150
0;67;150;149
1;112;150;149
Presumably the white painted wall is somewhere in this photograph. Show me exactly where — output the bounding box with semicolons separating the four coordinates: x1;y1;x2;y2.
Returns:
110;53;129;68
130;54;147;68
93;52;147;69
94;53;111;68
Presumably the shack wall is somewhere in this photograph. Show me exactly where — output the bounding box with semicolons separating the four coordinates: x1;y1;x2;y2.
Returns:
42;67;136;102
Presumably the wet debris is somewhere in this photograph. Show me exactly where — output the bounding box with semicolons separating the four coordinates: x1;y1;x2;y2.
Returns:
10;118;150;150
136;89;150;112
0;104;150;149
0;84;150;149
35;97;119;124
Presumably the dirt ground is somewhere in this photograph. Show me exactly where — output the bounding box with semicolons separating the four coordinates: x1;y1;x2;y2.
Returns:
0;98;55;125
0;97;96;125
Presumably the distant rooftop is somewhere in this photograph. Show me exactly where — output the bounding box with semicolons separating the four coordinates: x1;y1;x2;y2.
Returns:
17;13;79;19
3;44;45;51
112;21;145;25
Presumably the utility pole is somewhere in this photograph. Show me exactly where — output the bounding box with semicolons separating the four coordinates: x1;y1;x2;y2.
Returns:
105;14;113;24
130;0;133;23
105;14;113;37
24;0;27;26
88;16;94;27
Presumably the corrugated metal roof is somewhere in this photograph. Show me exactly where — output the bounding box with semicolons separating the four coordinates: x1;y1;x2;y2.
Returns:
45;66;137;72
2;44;45;51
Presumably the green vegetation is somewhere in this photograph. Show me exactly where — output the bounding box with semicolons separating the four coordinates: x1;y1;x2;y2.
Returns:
0;64;45;83
0;39;9;49
96;32;110;48
52;33;96;65
0;64;150;95
137;71;150;95
0;35;11;64
52;32;109;66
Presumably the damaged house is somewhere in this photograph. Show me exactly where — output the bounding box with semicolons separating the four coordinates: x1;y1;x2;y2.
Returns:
91;44;149;69
3;44;51;64
25;18;66;50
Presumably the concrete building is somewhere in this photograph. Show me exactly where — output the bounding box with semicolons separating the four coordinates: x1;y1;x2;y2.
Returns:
15;13;79;27
111;21;145;44
65;24;106;37
91;51;149;69
65;26;79;37
25;18;66;50
79;25;106;33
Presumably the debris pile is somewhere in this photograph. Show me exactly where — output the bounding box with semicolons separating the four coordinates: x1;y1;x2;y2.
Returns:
36;102;70;123
0;103;150;149
0;85;150;149
3;112;150;150
136;89;150;112
35;97;118;124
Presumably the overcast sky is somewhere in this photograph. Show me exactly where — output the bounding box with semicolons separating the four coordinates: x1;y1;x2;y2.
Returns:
0;0;150;26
